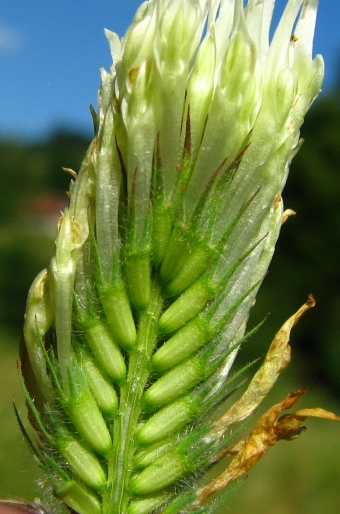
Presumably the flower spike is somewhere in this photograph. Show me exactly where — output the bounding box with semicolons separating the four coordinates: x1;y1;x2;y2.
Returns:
18;2;338;514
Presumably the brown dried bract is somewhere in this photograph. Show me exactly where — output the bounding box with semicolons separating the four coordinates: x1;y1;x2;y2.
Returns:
282;208;297;225
210;295;316;440
196;389;340;505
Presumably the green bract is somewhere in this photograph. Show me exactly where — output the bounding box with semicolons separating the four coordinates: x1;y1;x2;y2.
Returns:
19;1;325;513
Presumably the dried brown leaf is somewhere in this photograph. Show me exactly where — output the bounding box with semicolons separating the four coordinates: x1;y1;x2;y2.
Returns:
210;295;316;440
196;388;340;506
277;407;340;442
196;390;305;505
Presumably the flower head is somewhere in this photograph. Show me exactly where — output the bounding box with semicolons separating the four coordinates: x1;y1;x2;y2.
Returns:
18;2;338;514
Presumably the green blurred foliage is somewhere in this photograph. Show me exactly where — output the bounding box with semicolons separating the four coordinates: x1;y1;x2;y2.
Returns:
0;129;90;329
0;130;89;221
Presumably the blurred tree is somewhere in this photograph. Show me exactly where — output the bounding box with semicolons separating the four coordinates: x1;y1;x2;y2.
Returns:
0;129;89;330
32;129;92;191
0;141;46;220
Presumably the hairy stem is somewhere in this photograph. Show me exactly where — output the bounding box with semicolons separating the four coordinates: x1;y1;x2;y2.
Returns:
103;281;163;514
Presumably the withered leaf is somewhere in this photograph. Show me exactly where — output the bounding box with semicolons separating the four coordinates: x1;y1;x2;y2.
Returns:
210;295;316;440
277;407;340;442
196;388;340;505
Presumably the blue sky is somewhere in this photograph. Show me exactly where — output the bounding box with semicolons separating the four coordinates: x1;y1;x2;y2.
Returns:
1;1;339;141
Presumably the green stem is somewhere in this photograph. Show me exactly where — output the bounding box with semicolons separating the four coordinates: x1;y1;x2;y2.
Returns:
103;281;163;514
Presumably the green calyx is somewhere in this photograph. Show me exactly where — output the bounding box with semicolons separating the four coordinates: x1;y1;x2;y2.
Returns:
58;437;107;490
80;352;119;415
74;294;127;384
130;424;225;496
54;480;101;514
98;283;137;351
127;493;170;514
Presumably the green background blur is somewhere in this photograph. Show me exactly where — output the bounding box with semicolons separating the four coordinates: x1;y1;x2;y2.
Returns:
0;89;340;513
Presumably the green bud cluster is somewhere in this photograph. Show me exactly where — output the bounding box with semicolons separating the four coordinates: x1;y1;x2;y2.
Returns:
19;1;323;513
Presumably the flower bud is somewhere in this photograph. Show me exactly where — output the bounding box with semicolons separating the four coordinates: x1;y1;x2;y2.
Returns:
99;284;137;350
80;353;119;414
158;279;213;334
54;481;101;514
129;451;186;496
65;366;112;455
127;493;169;514
81;319;126;384
133;439;176;468
66;391;112;456
151;317;212;372
136;397;198;447
186;34;216;159
23;269;54;400
142;355;204;409
58;437;106;490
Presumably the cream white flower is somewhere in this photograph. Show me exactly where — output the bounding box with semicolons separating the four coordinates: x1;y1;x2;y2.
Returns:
19;2;333;514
